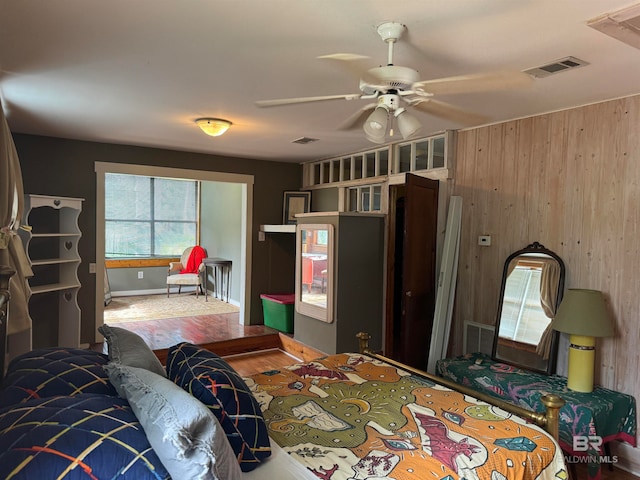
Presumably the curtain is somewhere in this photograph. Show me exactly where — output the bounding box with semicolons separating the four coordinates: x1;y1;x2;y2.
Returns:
506;258;518;278
0;106;33;336
536;259;561;359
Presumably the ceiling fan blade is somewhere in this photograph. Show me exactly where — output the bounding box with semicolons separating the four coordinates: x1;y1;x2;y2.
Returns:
338;103;377;130
413;71;533;96
255;93;362;108
317;53;373;79
317;53;370;62
411;98;488;126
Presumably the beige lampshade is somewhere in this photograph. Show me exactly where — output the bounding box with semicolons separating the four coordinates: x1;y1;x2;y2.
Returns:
551;289;614;337
196;118;231;137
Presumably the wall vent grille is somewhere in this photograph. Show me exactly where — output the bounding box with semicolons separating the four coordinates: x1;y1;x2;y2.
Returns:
524;56;589;78
463;321;495;355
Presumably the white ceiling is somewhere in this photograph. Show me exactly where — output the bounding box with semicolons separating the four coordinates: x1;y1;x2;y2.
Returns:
2;0;640;164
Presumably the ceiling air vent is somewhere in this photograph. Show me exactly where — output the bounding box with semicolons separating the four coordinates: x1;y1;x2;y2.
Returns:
588;3;640;50
524;56;589;78
291;137;319;145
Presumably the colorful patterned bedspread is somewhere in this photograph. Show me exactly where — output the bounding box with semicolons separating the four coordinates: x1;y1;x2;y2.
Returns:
246;353;567;480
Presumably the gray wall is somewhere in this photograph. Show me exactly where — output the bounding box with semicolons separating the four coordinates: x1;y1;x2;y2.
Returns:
14;133;301;343
311;187;339;212
200;181;242;302
107;266;167;293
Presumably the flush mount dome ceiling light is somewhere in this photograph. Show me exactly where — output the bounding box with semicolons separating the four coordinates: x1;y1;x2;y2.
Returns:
196;118;232;137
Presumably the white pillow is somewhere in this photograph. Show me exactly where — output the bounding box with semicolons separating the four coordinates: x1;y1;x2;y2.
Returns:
105;362;242;480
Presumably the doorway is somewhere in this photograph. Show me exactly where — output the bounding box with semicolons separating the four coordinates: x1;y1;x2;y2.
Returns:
384;173;439;371
94;162;254;343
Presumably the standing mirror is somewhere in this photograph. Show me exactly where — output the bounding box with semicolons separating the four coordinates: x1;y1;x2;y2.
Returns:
492;242;565;375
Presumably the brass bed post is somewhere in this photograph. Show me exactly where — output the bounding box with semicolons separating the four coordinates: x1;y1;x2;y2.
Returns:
357;331;373;354
0;266;16;382
356;331;565;442
541;394;564;440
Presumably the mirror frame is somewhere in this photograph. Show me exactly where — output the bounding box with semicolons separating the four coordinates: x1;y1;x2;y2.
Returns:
491;241;565;375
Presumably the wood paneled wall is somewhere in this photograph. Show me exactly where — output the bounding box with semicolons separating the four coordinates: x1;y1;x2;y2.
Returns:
451;95;640;404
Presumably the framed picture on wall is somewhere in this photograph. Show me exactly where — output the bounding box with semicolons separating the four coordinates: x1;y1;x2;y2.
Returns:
283;191;311;224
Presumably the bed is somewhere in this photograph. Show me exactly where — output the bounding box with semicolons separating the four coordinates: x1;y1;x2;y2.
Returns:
0;267;568;479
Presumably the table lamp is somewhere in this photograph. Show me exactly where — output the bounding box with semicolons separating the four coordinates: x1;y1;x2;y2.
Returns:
551;289;614;393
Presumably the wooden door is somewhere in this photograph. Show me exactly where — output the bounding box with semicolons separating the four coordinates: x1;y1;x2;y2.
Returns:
385;173;439;370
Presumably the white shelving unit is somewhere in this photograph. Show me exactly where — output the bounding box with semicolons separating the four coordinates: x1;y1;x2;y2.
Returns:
19;194;84;348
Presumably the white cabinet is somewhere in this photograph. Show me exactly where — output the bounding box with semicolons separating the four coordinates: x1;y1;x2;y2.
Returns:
19;194;83;348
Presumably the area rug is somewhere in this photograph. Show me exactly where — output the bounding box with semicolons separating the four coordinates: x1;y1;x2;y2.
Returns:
104;293;239;323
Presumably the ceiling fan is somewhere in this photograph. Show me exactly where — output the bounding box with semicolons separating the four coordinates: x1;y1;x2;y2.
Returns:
255;21;533;144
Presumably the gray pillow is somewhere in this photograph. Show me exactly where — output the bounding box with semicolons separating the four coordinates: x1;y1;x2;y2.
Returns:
104;363;242;480
99;324;166;377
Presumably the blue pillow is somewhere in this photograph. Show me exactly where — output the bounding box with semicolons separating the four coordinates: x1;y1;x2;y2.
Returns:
105;363;242;480
0;394;170;479
0;347;117;408
166;343;271;472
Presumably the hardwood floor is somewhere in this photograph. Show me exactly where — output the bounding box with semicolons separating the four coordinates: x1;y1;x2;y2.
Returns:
224;349;303;376
112;311;327;367
106;312;277;351
574;463;638;479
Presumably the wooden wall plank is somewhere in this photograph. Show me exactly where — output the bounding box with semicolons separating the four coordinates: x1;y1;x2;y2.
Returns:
451;95;640;446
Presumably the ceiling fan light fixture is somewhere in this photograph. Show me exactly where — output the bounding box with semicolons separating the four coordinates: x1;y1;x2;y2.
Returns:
365;131;387;144
395;108;422;139
196;118;232;137
363;106;389;140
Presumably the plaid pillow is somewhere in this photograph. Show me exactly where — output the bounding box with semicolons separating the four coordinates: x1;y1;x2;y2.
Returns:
0;394;169;479
0;348;117;408
166;343;271;472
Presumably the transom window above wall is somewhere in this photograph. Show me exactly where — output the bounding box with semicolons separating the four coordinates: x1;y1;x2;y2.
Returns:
396;135;446;173
302;132;450;188
312;147;390;186
347;184;383;212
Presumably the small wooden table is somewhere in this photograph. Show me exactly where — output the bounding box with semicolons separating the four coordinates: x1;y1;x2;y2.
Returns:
202;257;232;303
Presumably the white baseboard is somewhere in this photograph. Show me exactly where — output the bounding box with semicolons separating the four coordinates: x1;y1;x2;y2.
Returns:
111;288;238;307
609;442;640;476
111;288;167;297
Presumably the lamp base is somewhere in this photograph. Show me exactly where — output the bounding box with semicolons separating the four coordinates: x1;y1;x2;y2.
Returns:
567;335;596;393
